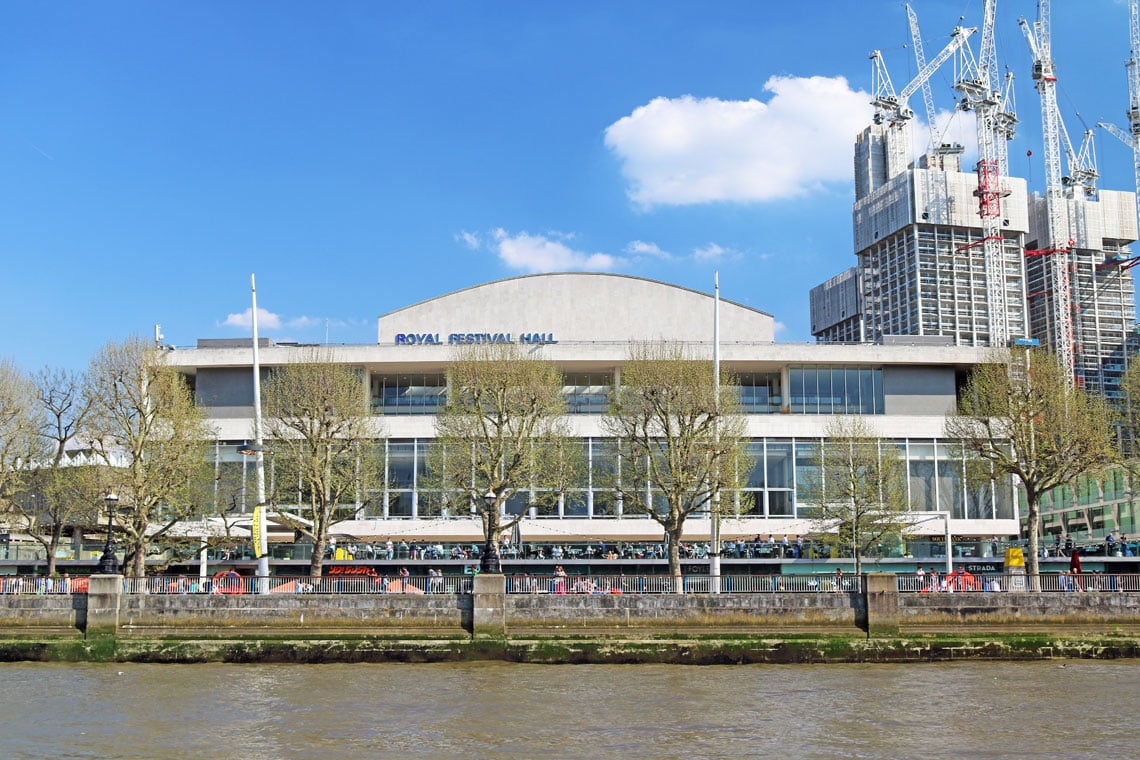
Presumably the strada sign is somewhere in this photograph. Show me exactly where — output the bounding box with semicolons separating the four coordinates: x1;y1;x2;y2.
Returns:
393;332;558;346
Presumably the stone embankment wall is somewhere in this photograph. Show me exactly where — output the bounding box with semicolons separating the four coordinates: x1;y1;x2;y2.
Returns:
1;573;1139;639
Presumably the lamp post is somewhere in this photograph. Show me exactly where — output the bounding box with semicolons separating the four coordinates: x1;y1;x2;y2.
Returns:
96;490;121;575
237;442;270;593
481;490;502;574
248;274;270;591
909;511;953;574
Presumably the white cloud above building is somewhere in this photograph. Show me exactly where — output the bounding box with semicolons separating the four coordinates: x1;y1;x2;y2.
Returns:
604;75;874;208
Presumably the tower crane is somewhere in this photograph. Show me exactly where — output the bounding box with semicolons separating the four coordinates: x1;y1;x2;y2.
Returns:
1098;0;1140;249
907;3;964;167
869;23;975;143
954;0;1017;347
1020;0;1077;381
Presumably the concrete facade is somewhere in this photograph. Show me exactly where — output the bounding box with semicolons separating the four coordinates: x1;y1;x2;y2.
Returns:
165;273;1018;544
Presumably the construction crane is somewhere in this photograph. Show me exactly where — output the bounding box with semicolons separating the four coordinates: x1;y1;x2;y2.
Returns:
954;0;1017;347
869;23;975;136
907;4;965;167
1098;0;1140;250
1020;0;1077;381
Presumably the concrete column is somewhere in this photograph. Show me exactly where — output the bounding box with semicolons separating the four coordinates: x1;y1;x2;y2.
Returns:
471;573;507;638
85;574;123;638
863;573;899;637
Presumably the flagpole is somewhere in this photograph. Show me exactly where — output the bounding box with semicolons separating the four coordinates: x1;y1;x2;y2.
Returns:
251;274;269;591
710;272;722;591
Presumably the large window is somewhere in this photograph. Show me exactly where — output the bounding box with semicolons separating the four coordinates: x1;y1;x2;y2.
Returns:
735;373;781;413
562;373;612;414
371;374;446;415
789;366;883;414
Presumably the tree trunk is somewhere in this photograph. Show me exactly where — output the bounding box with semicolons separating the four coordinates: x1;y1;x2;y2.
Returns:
1026;494;1041;589
310;534;327;578
667;532;682;593
45;523;63;577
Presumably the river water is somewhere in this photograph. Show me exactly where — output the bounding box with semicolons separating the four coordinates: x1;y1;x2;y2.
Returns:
0;660;1134;759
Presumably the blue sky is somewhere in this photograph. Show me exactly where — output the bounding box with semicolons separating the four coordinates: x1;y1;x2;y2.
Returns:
1;0;1134;371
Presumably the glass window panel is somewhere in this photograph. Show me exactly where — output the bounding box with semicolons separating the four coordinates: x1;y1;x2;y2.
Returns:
817;370;834;414
789;369;805;413
908;442;936;511
936;453;964;518
768;491;793;517
802;369;818;413
994;475;1014;520
387;442;415;490
592;490;618;517
563;492;588;517
857;369;875;417
765;441;793;489
745;442;765;488
795;441;820;502
387;491;412;518
843;369;857;412
738;490;763;516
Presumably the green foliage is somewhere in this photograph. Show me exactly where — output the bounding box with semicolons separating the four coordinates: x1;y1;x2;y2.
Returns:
261;349;385;577
602;343;752;579
425;343;582;549
85;336;214;576
801;417;909;574
946;348;1117;578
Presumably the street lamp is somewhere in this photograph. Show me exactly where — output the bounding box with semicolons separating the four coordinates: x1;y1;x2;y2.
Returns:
481;490;502;574
96;490;121;575
236;442;270;593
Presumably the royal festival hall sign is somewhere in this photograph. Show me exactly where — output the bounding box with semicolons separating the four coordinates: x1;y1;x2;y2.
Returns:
393;332;558;346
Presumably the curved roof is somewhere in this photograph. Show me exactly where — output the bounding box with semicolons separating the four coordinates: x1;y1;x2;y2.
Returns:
377;273;775;344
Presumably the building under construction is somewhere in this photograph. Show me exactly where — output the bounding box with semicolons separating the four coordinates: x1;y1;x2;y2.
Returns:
811;0;1139;399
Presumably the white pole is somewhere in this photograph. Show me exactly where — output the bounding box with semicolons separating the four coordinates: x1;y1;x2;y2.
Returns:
252;274;269;590
944;512;953;575
710;272;722;590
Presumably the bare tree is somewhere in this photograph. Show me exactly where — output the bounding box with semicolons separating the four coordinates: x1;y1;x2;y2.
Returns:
601;343;751;586
803;417;909;575
86;336;214;576
261;351;384;578
0;359;41;536
7;369;101;576
426;343;582;573
946;348;1116;580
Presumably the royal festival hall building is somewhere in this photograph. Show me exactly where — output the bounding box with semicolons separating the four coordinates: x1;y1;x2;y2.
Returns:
167;273;1017;554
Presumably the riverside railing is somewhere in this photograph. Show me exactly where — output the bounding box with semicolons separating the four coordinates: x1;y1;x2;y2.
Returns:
116;574;461;595
505;573;864;594
897;573;1140;593
7;572;1139;595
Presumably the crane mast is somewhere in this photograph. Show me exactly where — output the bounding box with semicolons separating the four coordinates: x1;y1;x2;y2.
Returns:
1020;0;1076;381
1097;0;1140;242
955;0;1014;347
907;4;965;165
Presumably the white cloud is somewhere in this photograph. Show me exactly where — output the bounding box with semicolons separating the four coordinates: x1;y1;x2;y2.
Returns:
492;228;617;273
773;320;786;335
914;108;978;165
693;242;731;261
456;230;481;250
223;307;281;330
604;75;873;208
287;316;329;329
625;240;672;259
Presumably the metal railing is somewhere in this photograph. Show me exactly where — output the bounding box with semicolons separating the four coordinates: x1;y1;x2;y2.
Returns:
0;576;75;594
897;572;1140;592
116;574;465;595
504;573;863;594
